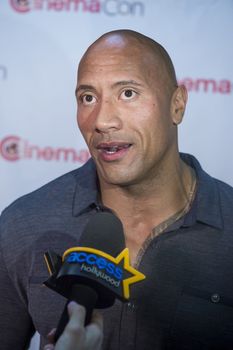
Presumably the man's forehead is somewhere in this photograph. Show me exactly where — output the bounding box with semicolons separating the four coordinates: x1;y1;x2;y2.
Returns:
78;37;156;77
77;48;155;86
80;36;144;64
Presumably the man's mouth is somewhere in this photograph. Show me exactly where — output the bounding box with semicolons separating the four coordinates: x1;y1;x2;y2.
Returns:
96;142;132;159
99;144;131;154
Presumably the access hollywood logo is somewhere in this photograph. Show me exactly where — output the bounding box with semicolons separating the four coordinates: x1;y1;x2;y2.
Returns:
9;0;145;16
62;247;145;299
0;135;90;164
66;250;123;288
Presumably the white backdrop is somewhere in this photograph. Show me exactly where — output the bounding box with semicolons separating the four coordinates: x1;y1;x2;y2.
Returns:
0;0;233;348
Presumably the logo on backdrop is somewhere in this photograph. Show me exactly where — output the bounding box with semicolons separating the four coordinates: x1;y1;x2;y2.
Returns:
0;135;90;163
178;78;232;94
9;0;145;16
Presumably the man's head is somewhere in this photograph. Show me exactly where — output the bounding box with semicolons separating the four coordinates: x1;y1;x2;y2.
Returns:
76;30;187;189
78;30;178;94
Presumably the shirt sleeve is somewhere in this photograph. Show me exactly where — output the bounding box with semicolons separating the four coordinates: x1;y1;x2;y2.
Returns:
0;222;35;349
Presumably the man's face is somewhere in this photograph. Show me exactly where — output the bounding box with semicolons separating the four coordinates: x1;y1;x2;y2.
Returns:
76;37;177;188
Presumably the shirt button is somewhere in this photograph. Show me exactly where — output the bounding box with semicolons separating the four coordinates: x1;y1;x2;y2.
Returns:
211;293;220;303
127;302;136;310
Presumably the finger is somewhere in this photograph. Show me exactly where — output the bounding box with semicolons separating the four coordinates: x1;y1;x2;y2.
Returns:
56;302;86;346
57;301;86;344
85;324;103;349
43;344;55;350
85;311;103;349
67;301;86;327
91;310;103;331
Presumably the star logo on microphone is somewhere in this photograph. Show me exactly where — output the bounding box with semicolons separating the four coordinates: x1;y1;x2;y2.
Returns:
62;247;145;299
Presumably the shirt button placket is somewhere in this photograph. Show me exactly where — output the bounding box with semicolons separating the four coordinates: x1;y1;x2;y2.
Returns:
119;301;137;349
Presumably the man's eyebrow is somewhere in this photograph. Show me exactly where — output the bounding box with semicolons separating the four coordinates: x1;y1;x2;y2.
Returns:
112;80;143;88
75;84;95;96
75;80;143;96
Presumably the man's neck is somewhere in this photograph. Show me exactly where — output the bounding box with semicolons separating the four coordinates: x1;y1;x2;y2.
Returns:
98;158;195;265
100;159;193;227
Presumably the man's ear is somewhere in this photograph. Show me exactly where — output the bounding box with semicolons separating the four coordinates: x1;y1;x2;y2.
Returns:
170;85;188;125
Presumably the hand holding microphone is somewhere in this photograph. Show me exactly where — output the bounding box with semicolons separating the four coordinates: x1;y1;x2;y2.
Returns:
44;301;103;350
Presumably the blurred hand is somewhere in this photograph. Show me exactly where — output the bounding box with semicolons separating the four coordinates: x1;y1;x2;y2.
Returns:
44;302;103;350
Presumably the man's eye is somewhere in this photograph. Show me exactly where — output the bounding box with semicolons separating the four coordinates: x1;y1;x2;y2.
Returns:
120;89;136;100
81;94;96;105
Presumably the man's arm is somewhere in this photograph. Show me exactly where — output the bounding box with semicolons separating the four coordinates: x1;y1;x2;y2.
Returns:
44;302;103;350
0;235;34;349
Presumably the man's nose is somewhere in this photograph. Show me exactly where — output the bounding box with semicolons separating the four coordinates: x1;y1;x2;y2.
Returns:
95;99;122;133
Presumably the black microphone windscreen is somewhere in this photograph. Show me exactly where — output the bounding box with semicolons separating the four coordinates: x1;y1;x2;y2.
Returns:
79;211;125;257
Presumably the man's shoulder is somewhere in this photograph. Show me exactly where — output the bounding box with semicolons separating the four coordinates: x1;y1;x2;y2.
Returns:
182;152;233;203
0;159;95;238
202;170;233;228
214;176;233;209
181;153;233;228
2;167;79;218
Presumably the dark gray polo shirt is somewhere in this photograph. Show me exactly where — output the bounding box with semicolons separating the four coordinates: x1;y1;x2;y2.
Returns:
1;153;233;350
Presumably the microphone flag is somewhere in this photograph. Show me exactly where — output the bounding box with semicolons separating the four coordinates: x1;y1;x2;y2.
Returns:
43;211;145;340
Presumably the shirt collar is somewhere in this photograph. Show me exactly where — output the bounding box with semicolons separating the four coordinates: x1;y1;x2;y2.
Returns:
72;158;99;216
180;153;223;229
72;154;224;230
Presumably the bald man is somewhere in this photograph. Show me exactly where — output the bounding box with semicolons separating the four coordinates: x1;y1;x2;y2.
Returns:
1;30;233;350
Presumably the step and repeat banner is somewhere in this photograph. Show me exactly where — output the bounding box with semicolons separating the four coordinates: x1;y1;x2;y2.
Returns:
0;1;233;348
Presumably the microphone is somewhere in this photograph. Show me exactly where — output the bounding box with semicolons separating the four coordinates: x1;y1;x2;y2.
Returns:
44;210;145;342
